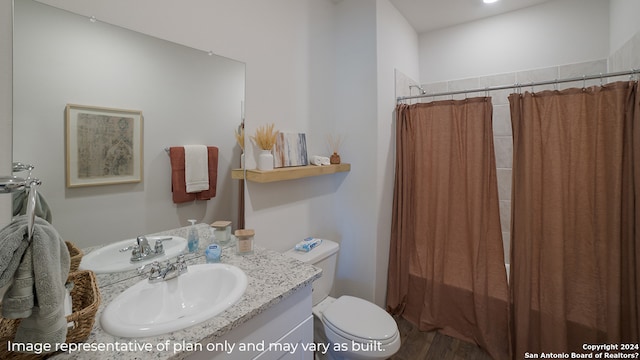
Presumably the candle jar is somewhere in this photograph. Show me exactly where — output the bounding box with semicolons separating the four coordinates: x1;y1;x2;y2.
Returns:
211;220;232;245
235;229;255;255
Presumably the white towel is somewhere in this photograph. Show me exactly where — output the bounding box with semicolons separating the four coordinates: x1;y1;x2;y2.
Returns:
310;155;330;166
184;145;209;193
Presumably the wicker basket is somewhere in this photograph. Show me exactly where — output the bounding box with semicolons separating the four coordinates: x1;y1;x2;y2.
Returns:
65;241;83;272
0;270;101;359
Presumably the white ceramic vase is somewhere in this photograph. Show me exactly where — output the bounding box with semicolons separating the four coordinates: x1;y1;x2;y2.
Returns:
258;150;274;171
240;152;245;169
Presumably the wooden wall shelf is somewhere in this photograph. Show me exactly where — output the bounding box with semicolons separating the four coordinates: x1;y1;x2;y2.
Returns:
232;163;350;183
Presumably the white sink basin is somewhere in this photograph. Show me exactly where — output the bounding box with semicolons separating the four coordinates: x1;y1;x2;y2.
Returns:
79;236;187;274
100;263;247;338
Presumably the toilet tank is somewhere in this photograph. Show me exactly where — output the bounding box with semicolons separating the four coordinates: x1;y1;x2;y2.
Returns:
284;239;339;306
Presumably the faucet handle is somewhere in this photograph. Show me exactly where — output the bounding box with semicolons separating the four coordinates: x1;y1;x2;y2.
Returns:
149;261;162;278
176;255;188;273
154;240;164;254
131;244;141;257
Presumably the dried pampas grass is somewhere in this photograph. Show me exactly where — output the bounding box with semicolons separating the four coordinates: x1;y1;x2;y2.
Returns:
326;134;344;154
234;126;244;150
251;123;278;150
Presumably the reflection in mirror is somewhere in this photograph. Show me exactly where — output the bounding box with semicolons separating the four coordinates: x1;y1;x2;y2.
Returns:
13;0;245;251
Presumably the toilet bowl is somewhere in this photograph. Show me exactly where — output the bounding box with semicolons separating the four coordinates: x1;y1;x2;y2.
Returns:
313;296;400;360
284;239;401;360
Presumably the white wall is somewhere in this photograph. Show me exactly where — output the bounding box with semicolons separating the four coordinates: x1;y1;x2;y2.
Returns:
330;0;378;302
374;0;419;305
0;0;11;228
418;0;609;84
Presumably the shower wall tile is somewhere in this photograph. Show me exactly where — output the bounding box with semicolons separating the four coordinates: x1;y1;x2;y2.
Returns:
492;104;511;136
557;59;608;89
395;69;421;104
493;136;513;168
496;168;512;201
448;77;480;100
631;32;640;69
479;72;516;105
502;232;510;263
421;81;448;102
395;69;414;99
609;31;640;72
516;66;558;92
499;200;511;233
559;59;608;76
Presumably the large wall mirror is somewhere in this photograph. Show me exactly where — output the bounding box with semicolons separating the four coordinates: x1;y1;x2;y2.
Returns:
13;0;245;249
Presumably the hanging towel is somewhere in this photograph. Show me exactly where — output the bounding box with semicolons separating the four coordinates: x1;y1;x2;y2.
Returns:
12;189;53;223
184;145;210;193
0;215;71;348
169;146;218;204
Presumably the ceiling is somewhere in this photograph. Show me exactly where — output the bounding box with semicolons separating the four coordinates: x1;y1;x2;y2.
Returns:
389;0;555;34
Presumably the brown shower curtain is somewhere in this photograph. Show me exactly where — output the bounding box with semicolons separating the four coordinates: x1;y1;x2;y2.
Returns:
387;98;511;360
509;81;640;358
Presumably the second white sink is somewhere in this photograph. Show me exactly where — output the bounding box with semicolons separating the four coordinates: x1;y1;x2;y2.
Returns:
100;263;248;338
79;236;187;274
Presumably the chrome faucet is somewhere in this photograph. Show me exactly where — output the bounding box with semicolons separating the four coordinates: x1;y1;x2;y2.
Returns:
147;255;188;283
129;236;170;262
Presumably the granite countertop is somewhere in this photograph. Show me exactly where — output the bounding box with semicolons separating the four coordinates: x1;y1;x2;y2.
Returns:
51;224;322;360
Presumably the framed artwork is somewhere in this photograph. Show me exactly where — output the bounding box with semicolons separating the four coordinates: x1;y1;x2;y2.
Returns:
65;104;143;187
274;132;308;168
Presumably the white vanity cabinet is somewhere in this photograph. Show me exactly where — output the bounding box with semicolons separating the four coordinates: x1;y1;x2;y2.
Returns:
189;284;314;360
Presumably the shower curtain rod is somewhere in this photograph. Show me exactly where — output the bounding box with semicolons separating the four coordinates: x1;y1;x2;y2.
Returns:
397;68;639;102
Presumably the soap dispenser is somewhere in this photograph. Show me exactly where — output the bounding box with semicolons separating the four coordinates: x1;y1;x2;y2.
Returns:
205;226;222;263
187;219;199;253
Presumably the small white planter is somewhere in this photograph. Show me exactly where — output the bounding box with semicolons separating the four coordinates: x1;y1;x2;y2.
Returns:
258;150;274;171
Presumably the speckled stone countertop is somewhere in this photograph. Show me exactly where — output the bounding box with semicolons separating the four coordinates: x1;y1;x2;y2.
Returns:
51;224;322;360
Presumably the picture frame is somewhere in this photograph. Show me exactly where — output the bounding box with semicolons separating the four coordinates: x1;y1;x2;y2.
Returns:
65;104;143;187
274;132;308;168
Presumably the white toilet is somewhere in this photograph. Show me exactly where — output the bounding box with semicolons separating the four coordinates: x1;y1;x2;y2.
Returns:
285;239;401;360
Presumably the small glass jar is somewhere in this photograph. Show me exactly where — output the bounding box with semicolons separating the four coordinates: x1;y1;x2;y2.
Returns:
211;220;232;245
234;229;255;255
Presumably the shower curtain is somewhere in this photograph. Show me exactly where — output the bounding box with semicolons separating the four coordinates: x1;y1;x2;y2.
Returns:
387;98;511;360
509;81;640;357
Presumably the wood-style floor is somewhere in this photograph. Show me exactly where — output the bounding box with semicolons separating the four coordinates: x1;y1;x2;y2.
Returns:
388;317;493;360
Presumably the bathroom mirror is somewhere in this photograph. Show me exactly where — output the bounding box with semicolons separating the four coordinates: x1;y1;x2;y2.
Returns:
12;0;245;253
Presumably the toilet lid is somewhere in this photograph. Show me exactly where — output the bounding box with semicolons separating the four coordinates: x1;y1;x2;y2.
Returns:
322;296;398;344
